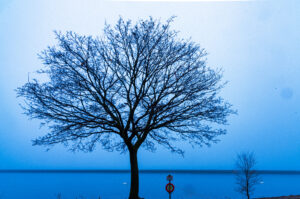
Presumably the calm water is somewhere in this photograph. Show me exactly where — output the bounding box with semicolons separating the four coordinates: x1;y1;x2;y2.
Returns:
0;171;299;199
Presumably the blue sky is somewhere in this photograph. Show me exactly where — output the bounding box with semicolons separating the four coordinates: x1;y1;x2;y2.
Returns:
0;0;299;170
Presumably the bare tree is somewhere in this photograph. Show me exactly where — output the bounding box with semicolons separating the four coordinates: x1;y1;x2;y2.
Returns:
17;17;234;199
235;152;261;199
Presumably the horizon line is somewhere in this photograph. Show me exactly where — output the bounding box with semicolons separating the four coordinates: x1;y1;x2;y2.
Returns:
110;0;253;2
1;169;300;174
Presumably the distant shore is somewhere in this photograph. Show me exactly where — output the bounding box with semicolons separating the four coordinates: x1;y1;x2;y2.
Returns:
1;169;300;174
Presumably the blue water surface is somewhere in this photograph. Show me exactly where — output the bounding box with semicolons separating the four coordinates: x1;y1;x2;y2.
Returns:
0;172;299;199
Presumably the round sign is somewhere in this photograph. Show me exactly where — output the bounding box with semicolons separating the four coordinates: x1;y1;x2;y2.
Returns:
165;183;175;193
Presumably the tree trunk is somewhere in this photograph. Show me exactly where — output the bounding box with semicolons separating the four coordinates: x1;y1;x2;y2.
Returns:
246;181;250;199
246;189;250;199
128;149;141;199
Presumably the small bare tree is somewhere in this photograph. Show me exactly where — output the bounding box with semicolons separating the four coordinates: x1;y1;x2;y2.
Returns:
235;152;261;199
17;17;234;199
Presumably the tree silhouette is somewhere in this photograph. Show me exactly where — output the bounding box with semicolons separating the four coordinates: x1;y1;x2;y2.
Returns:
235;152;261;199
17;17;234;199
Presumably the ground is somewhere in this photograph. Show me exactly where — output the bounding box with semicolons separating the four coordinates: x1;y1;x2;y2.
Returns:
256;196;300;199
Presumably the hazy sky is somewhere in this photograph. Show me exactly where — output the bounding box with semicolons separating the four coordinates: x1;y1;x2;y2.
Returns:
0;0;299;170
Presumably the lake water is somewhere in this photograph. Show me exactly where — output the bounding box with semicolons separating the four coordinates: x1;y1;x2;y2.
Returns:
0;171;299;199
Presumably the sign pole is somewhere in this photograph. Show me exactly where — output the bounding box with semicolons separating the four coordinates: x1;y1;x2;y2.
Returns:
169;179;171;199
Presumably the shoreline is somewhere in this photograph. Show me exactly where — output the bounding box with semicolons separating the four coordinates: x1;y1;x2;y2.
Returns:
256;196;300;199
0;169;300;174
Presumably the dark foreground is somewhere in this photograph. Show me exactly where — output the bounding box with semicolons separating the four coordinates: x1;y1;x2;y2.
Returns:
257;196;300;199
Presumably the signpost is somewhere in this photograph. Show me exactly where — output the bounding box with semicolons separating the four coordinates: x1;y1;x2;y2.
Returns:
165;174;175;199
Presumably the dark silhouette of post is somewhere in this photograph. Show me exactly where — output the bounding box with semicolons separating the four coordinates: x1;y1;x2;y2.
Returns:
17;16;234;199
166;174;174;199
168;175;171;199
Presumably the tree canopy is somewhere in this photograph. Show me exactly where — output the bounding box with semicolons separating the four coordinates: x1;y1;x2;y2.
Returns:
17;17;233;155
